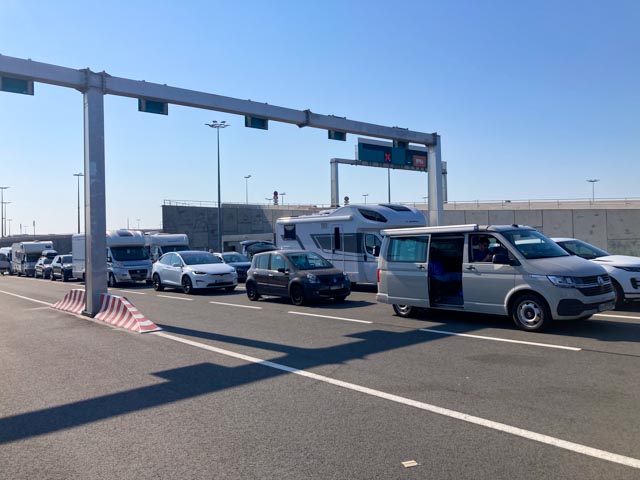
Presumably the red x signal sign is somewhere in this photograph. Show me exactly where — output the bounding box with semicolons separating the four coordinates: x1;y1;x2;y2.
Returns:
384;152;391;162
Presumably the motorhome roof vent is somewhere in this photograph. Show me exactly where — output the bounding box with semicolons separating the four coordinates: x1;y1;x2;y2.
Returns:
116;229;133;237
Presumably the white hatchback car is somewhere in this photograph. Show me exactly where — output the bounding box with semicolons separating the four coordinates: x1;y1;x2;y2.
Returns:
152;250;237;294
552;238;640;307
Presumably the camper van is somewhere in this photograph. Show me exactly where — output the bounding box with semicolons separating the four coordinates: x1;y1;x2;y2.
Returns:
72;230;153;286
275;204;426;285
10;241;54;277
376;224;616;332
0;246;11;274
144;233;190;262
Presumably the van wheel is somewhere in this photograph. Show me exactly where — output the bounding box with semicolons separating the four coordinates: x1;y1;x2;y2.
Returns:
511;293;552;332
612;280;624;309
392;304;415;317
108;273;118;288
290;284;306;306
51;272;56;281
246;281;260;301
153;274;164;291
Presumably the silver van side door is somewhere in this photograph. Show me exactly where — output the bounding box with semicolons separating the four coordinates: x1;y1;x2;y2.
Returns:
462;234;516;315
382;235;430;307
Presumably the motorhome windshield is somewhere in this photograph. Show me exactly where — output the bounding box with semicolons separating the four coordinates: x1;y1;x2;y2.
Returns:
163;245;189;253
26;253;41;262
111;246;148;261
501;230;569;259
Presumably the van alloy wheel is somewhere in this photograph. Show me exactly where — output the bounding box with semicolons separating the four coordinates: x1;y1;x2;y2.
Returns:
511;293;551;332
393;304;414;317
108;273;117;288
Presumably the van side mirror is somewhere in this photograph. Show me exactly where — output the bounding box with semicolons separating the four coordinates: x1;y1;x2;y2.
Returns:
373;245;381;257
107;256;112;262
492;253;510;265
277;267;288;274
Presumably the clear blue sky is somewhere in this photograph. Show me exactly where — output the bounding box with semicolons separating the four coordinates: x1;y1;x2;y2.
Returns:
1;0;638;234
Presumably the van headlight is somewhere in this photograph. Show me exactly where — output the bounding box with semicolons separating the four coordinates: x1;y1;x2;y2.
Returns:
547;275;577;288
306;273;319;283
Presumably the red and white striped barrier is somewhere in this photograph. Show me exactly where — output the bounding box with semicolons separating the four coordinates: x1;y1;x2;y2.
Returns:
94;293;161;333
52;289;86;315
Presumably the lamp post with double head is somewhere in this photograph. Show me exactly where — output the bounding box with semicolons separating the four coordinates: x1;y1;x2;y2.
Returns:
0;186;9;237
244;175;252;204
205;120;230;251
73;173;84;233
362;193;369;204
586;179;599;202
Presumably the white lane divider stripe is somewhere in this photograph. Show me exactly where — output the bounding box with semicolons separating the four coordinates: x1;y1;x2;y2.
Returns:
0;290;53;306
595;313;640;320
156;295;193;301
419;328;581;351
118;290;147;295
151;331;639;470
209;301;262;309
288;311;372;324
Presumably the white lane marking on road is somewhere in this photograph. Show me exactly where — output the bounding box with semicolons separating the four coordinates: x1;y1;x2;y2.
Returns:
156;295;193;301
209;301;262;310
288;311;372;324
152;331;640;470
0;290;53;306
595;313;640;320
419;328;581;351
118;290;147;295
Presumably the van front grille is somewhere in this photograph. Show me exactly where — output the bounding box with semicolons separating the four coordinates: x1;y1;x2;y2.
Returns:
576;275;613;296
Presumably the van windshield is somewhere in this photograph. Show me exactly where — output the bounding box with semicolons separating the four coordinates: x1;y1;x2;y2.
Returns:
501;230;569;259
111;246;149;261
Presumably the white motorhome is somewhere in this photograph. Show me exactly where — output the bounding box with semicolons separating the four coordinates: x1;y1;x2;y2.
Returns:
11;241;54;277
275;204;427;284
144;233;189;262
72;229;153;287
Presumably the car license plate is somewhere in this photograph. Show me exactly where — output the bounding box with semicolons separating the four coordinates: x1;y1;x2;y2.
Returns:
598;301;615;312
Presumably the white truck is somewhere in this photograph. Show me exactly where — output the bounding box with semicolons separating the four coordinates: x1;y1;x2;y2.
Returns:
10;241;54;277
275;203;427;285
72;229;153;287
144;232;190;262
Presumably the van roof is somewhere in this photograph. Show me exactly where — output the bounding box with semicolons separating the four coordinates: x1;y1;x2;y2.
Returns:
381;224;536;236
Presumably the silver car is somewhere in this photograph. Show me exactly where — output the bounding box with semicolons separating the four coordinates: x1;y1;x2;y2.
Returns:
152;250;237;294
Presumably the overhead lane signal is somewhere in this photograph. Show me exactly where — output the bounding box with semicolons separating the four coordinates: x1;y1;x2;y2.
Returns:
328;130;347;141
0;75;34;95
245;116;269;130
138;98;168;115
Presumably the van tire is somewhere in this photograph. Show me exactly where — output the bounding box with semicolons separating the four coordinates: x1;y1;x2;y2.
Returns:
511;293;552;332
393;304;415;318
108;273;118;288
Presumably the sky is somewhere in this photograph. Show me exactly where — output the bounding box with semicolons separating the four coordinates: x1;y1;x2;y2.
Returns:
1;0;638;234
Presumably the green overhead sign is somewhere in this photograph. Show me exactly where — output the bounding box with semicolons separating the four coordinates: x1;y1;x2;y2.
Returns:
357;138;427;171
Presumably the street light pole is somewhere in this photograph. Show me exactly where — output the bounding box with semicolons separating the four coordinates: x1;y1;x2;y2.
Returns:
205;120;230;251
586;179;600;202
279;192;287;206
363;193;369;204
73;173;84;233
0;186;9;237
244;174;252;204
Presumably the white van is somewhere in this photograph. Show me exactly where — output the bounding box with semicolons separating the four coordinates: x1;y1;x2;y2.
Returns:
376;224;616;331
10;241;54;277
144;233;190;262
275;204;426;285
72;230;153;286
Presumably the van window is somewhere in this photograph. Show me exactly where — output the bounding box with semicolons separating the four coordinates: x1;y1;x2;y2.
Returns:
284;224;296;240
386;236;428;262
358;208;388;222
270;254;286;271
364;234;381;255
501;230;568;259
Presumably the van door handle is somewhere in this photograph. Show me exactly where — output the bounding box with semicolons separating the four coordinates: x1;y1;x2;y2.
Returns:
466;265;476;270
417;265;426;270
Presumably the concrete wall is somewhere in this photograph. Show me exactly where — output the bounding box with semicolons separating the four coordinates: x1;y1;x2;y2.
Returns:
5;204;638;256
160;204;640;256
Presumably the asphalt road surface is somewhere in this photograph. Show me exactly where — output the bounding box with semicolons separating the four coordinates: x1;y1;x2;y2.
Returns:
1;275;639;479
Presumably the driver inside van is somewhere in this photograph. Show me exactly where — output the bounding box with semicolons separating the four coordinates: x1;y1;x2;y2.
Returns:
474;237;493;262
